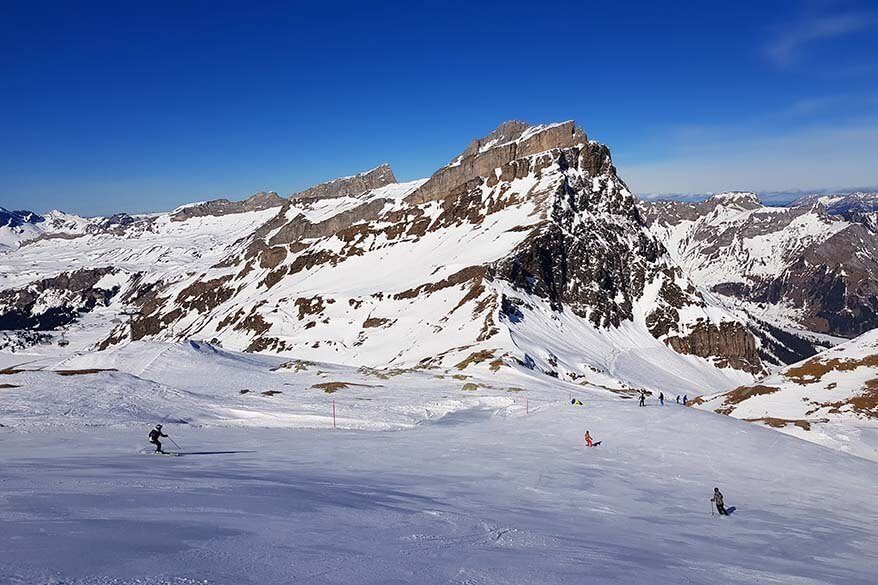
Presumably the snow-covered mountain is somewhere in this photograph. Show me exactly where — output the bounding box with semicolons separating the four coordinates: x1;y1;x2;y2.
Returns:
640;192;878;340
0;207;93;251
1;121;766;396
791;191;878;233
695;328;878;460
4;121;878;411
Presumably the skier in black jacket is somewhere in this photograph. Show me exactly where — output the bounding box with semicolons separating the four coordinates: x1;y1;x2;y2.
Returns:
148;424;169;453
711;487;729;515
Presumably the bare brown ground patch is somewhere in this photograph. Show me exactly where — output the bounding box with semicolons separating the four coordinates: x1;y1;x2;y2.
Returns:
454;349;496;370
394;266;487;301
809;380;878;418
261;390;283;396
785;355;878;384
273;359;315;372
461;382;481;392
744;417;824;431
0;383;20;389
55;369;118;376
357;366;409;379
311;381;376;394
715;384;780;415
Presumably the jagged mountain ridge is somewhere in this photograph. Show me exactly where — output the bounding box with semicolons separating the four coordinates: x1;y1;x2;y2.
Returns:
641;192;878;339
0;120;764;394
791;192;878;233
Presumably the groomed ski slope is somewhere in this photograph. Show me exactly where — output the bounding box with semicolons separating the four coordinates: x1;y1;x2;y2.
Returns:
2;383;877;583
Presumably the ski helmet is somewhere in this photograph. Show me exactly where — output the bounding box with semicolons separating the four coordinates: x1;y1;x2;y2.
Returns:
156;424;163;429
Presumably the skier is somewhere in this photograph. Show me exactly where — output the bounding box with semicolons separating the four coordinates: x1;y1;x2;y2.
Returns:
584;430;600;447
570;398;583;406
659;392;665;406
683;394;688;406
639;391;647;407
148;424;169;454
711;487;729;516
676;395;681;404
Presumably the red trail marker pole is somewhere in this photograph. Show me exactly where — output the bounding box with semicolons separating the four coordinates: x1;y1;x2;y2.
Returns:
333;399;337;429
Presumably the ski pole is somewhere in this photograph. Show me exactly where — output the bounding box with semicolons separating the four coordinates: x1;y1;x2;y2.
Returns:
710;500;714;516
168;437;182;451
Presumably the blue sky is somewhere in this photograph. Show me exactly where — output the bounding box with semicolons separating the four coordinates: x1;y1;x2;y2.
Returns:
2;0;877;215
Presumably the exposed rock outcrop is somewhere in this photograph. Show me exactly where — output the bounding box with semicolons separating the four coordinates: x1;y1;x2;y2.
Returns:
291;164;396;201
408;121;587;205
666;321;762;374
172;192;286;221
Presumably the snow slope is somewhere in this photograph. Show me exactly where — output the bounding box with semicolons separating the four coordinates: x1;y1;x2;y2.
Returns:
2;387;876;584
696;329;878;461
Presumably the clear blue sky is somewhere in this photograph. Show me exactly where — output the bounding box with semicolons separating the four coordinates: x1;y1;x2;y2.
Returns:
2;0;877;215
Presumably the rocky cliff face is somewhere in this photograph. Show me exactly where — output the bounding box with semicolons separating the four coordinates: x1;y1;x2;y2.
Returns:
172;192;286;221
292;164;397;201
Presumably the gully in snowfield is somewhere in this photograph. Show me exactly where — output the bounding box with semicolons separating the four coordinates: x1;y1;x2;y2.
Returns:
148;424;169;454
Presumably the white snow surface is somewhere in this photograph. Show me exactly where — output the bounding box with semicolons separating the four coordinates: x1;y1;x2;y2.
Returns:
697;329;878;461
1;340;876;584
0;209;92;252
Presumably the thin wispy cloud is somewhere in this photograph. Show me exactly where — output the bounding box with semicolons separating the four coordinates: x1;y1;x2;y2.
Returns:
766;11;878;66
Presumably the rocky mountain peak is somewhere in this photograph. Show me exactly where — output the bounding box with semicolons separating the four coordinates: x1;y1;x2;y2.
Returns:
706;191;762;210
243;191;285;209
408;120;593;205
291;164;397;201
